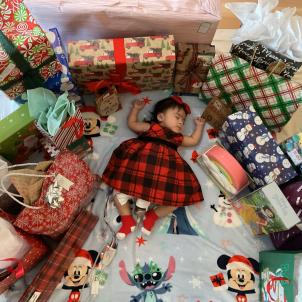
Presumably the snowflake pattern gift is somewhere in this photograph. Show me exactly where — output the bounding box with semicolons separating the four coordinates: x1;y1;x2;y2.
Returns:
0;0;61;98
14;151;97;237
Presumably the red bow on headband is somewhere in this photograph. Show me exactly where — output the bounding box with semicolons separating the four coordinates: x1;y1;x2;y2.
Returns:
170;96;191;114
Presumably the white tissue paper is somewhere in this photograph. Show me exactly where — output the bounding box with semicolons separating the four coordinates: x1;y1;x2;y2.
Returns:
0;91;20;121
0;217;30;270
225;0;302;61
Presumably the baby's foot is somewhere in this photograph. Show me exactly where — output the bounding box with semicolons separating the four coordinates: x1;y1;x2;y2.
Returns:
141;210;159;236
117;215;136;240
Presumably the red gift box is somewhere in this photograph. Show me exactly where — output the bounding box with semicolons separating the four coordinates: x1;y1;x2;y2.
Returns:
0;0;61;98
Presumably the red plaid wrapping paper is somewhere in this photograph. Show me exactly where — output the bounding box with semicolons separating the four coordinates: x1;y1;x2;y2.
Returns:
19;210;98;302
200;53;302;130
0;211;48;294
36;108;84;151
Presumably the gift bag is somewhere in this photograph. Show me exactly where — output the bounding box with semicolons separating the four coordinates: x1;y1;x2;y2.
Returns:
201;53;302;130
260;250;302;302
219;106;297;187
27;88;84;150
0;151;97;237
0;211;48;294
174;43;215;94
0;0;61;98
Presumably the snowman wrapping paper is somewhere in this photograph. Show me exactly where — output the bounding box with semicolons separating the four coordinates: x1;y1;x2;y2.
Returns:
44;28;81;102
219;106;297;188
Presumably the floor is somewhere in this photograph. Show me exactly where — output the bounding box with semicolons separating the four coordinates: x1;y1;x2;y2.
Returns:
213;0;302;82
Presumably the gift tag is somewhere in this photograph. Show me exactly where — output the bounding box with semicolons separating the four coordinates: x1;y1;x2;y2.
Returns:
100;244;117;267
55;174;74;191
90;269;108;296
45;180;64;208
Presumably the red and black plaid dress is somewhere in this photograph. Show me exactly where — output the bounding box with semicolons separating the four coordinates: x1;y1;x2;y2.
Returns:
102;123;203;206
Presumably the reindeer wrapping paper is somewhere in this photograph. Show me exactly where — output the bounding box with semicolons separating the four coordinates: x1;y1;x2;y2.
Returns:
68;35;175;92
219;106;297;188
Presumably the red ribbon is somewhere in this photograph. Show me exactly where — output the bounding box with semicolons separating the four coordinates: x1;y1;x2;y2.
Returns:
62;117;84;139
85;38;141;95
1;258;24;279
170;95;191;114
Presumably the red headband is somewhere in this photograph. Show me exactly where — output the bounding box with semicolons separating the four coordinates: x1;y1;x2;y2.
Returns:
170;96;191;114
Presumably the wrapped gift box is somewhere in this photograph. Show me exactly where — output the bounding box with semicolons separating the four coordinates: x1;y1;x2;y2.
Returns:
44;28;81;102
24;0;220;44
0;103;41;163
201;53;302;130
280;133;302;174
219;106;297;188
174;43;215;94
231;40;302;80
0;0;62;99
260;251;302;302
68;35;175;92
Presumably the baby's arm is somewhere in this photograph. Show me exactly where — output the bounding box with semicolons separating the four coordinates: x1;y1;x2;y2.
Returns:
127;100;151;133
182;117;205;147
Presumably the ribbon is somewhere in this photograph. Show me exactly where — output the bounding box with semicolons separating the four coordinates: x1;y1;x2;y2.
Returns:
62;117;84;139
85;38;140;95
0;258;24;279
0;31;57;91
177;44;203;91
170;95;191;114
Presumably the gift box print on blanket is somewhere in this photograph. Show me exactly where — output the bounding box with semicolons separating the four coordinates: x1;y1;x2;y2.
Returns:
201;54;302;130
0;0;61;98
68;35;175;92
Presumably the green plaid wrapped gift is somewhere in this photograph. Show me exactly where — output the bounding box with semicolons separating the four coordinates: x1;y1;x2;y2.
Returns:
200;53;302;130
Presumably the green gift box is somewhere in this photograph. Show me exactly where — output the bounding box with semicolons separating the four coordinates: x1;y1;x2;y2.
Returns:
0;104;40;163
260;250;302;302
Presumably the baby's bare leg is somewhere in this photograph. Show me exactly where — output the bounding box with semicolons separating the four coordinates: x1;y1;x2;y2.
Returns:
154;205;177;218
114;195;131;216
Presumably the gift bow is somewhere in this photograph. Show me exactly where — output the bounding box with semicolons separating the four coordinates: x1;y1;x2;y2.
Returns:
62;117;84;139
0;258;24;279
85;74;141;95
170;95;191;114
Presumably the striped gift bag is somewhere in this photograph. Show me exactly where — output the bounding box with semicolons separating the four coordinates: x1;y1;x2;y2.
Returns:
36;107;84;150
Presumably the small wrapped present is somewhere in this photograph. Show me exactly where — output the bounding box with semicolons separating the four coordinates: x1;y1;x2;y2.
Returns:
201;97;232;129
201;53;302;130
44;28;81;102
231;41;302;79
260;250;301;302
219;106;297;188
0;0;61;99
0;103;41;163
174;43;215;94
68;35;175;92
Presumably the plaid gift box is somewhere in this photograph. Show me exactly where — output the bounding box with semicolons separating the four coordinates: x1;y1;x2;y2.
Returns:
210;272;227;290
0;0;61;99
219;106;297;188
174;43;215;94
19;210;98;302
68;35;175;92
200;53;302;130
231;40;302;80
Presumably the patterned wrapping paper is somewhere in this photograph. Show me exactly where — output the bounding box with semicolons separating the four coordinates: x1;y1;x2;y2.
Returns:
44;28;81;102
19;210;98;302
174;43;215;94
0;0;62;99
200;53;302;130
219;106;297;188
230;40;302;80
68;35;175;92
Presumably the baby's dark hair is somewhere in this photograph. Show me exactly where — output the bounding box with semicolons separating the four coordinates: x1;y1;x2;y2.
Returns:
151;97;188;123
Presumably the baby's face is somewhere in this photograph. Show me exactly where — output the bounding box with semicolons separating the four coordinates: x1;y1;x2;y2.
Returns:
160;107;186;133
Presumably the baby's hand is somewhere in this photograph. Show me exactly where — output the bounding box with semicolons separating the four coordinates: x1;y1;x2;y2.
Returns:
194;117;206;127
133;100;145;110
